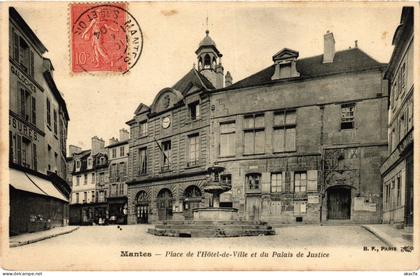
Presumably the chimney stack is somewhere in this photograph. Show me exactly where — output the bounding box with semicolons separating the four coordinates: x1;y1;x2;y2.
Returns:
225;71;232;87
354;40;358;48
91;136;105;155
119;128;129;141
109;137;118;145
323;31;335;63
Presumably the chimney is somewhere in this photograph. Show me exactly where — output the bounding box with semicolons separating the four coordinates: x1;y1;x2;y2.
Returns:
109;137;118;145
91;136;105;155
323;31;335;63
69;145;82;156
119;128;129;141
225;71;232;87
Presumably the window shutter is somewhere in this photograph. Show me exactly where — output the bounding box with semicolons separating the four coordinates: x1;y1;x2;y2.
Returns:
285;128;296;151
30;51;34;77
17;135;22;164
289;171;294;193
255;130;265;154
307;170;318;192
273;128;284;152
31;96;36;125
13;30;19;60
244;131;254;154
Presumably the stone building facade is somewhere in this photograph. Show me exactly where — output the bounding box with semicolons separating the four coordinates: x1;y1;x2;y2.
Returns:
380;7;414;228
106;130;129;224
126;29;389;225
210;34;389;224
68;130;130;225
69;137;109;225
126;31;233;224
9;7;70;235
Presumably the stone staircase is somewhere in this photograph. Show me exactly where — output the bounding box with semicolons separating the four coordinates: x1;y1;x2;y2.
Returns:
148;220;276;238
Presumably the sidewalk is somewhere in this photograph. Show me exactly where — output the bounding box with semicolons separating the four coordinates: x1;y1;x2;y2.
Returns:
362;224;413;248
10;225;79;248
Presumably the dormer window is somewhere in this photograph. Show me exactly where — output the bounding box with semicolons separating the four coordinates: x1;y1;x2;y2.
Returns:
271;48;300;80
75;160;81;171
87;157;93;169
189;101;200;120
99;156;106;165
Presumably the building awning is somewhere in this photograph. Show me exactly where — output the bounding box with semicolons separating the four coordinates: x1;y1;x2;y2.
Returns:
9;168;68;202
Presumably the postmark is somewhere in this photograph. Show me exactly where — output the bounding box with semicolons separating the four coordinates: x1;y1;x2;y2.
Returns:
71;3;143;74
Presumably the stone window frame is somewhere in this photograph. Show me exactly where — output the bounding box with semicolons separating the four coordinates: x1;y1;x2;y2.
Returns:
219;120;236;157
246;173;262;191
340;103;355;130
243;113;265;155
273;109;297;152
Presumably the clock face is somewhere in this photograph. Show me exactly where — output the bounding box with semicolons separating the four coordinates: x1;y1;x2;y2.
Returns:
162;116;171;129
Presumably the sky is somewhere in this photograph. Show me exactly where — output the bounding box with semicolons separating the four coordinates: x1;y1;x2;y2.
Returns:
13;2;405;152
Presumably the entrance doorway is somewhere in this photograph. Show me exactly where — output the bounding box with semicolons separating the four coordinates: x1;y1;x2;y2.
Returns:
183;185;202;220
327;186;351;220
157;189;173;221
135;191;149;224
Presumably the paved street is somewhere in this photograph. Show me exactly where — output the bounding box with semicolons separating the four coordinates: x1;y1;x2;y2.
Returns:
3;224;387;270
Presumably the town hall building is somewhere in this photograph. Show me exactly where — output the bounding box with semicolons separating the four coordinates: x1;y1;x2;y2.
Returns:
126;28;389;225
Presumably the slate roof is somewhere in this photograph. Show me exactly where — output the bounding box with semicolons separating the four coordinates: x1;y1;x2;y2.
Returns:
172;68;215;95
225;48;386;91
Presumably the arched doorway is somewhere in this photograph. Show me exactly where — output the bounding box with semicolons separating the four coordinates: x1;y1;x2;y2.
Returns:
135;191;149;224
327;186;351;220
157;189;173;221
183;185;202;220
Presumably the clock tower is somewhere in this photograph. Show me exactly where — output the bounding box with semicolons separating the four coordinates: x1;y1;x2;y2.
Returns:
195;30;224;89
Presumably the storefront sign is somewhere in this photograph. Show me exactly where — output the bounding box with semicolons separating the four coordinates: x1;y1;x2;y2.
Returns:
10;64;36;93
9;116;39;141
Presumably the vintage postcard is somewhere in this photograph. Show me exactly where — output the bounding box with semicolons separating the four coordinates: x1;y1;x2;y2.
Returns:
0;1;419;272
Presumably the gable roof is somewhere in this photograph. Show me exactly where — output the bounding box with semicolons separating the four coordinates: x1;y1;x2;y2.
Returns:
225;48;386;91
272;48;299;61
172;68;215;95
134;103;150;115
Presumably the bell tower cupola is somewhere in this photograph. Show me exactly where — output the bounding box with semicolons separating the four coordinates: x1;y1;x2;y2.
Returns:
195;30;224;89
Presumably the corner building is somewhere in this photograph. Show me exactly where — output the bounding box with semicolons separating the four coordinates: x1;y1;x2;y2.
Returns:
9;7;70;235
380;7;414;228
210;34;389;224
126;31;232;224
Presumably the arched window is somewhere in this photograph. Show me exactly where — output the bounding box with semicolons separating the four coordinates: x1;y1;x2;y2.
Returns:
212;57;217;69
184;185;202;199
246;173;261;190
203;54;211;69
198;57;203;70
136;191;149;203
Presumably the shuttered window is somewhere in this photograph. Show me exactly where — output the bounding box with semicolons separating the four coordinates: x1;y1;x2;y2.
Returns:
13;29;19;60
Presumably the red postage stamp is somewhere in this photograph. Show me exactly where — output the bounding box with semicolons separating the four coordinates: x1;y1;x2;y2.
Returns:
71;3;143;74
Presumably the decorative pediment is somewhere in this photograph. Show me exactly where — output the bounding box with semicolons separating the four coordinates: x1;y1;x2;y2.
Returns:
272;48;299;62
150;88;184;114
134;103;150;115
